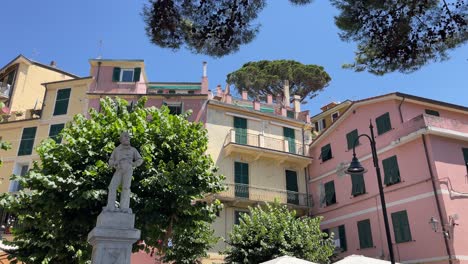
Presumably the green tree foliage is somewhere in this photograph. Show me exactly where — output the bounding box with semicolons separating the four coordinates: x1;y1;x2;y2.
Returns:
224;201;335;264
332;0;468;75
142;0;467;74
0;97;225;264
226;60;331;104
0;138;11;167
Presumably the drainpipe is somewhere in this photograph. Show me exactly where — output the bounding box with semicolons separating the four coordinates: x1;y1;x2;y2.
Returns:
422;134;453;264
398;96;405;123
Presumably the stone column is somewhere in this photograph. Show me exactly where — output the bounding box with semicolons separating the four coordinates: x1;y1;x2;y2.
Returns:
87;210;141;264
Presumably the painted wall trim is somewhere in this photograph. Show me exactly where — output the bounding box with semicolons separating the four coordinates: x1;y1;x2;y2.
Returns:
320;189;450;225
269;121;302;130
225;112;261;121
401;255;468;263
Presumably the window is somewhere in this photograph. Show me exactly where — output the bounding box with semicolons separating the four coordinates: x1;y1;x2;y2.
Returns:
284;127;296;154
188;90;195;94
112;67;141;82
49;123;65;143
234;162;249;198
383;155;401;186
357;219;374;248
351;173;366;196
331;112;339;122
324;181;336;206
18;127;37;156
157;90;164;94
9;164;28;192
425;109;440;116
234;211;249;225
286;170;299;205
376;112;392;135
314;119;326;132
234;117;247;144
463;148;468;173
321;144;332;162
326;225;347;252
346;129;359;150
287;110;295;119
168;90;176;94
53;88;71;116
391;210;412;243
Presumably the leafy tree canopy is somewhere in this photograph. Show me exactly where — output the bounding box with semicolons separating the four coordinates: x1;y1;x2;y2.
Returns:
0;139;11;167
226;60;331;104
224;201;335;264
142;0;467;74
332;0;468;75
0;97;225;264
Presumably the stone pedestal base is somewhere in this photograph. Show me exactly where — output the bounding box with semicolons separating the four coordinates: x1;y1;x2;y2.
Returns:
87;211;141;264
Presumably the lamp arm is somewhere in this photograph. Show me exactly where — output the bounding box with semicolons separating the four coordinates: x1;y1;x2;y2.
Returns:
351;134;374;157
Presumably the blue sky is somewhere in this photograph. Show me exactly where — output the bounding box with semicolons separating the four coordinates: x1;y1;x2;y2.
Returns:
2;0;467;114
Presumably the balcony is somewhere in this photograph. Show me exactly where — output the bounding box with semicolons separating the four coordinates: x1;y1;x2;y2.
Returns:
215;183;313;213
396;114;468;139
0;83;11;100
223;130;311;167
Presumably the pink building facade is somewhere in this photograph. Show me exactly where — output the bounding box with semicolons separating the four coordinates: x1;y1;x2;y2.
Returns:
86;59;210;123
309;93;468;264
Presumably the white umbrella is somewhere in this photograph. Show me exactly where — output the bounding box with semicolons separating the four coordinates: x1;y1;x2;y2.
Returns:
261;256;319;264
334;255;400;264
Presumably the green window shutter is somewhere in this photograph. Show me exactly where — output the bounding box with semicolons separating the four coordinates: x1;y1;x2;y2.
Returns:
7;70;16;85
324;181;336;205
53;88;71;116
133;67;141;82
283;127;296;154
376;112;392;135
357;219;374;248
49;123;65;143
346;129;359;150
234;162;249;198
18;127;37;156
383;155;401;186
463;148;468;172
338;225;347;251
112;67;121;82
425;109;440;116
286;170;299;204
321;144;332;162
287;110;295;119
392;210;412;243
351;173;366;196
234;117;247;144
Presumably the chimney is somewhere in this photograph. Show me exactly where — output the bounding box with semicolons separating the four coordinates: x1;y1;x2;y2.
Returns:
50;60;57;68
283;80;290;107
266;94;273;104
293;95;301;112
242;91;248;100
201;61;208;94
253;100;260;111
225;83;230;95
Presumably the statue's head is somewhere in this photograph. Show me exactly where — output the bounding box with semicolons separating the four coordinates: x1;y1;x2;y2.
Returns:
120;132;131;146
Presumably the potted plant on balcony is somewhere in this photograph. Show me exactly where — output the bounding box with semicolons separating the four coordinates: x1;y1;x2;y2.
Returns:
15;110;24;117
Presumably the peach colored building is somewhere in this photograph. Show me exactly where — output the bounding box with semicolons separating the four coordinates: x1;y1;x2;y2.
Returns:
309;92;468;264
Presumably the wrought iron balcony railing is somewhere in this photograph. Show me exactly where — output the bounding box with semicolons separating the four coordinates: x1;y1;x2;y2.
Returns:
216;183;313;208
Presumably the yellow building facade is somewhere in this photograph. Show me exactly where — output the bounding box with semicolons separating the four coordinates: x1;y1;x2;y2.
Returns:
310;100;352;138
203;88;313;263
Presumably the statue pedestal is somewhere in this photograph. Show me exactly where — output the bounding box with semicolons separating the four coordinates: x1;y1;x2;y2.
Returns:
87;210;141;264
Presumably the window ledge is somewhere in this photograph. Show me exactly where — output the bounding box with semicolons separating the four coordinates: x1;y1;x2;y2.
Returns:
376;128;395;137
395;239;416;245
384;180;405;188
324;202;338;207
357;246;376;250
320;157;334;164
350;192;368;199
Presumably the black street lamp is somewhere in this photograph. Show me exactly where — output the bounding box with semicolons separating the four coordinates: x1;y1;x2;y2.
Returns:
345;121;396;264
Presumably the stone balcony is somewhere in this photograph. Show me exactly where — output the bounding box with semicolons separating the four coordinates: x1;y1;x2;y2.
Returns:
399;114;468;138
223;130;311;167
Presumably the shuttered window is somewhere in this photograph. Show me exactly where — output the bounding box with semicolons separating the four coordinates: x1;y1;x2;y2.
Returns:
321;144;332;162
234;162;249;198
18;127;37;156
376;112;392;135
462;148;468;173
133;67;141;82
49;123;65;143
391;210;412;243
357;219;374;248
284;127;296;154
112;67;121;82
338;225;347;251
425;109;440;116
346;129;359;150
53;88;71;116
383;155;401;186
286;170;299;205
351;173;366;196
234;117;247;144
324;181;336;206
234;211;248;225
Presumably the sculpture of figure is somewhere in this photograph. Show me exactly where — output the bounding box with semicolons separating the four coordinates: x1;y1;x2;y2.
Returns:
106;132;143;213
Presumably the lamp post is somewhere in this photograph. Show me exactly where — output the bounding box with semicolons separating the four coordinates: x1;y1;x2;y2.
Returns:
345;121;395;264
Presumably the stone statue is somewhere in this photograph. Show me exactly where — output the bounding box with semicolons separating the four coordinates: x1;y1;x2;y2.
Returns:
105;132;143;213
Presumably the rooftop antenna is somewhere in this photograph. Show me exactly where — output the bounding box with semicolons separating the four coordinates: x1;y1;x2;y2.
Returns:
97;39;103;59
